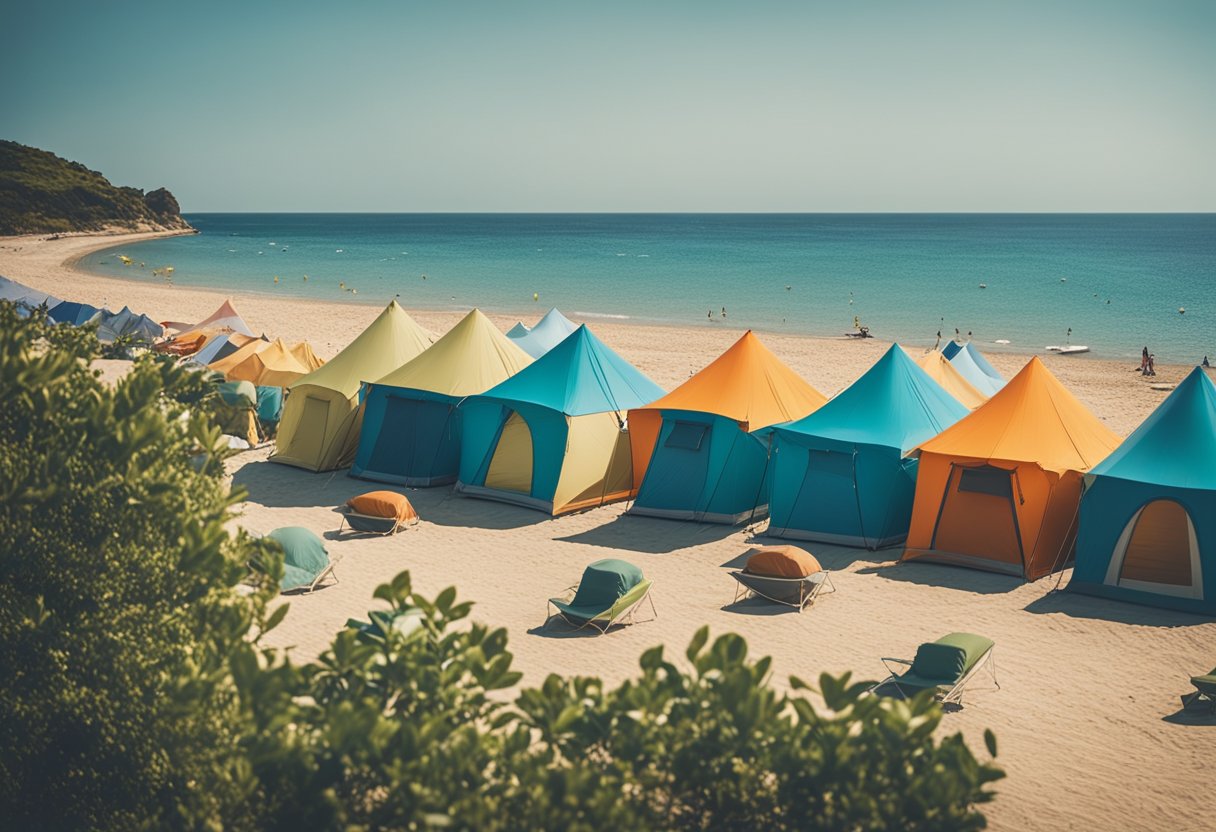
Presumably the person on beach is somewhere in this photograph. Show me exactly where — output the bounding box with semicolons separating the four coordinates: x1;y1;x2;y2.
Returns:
1204;355;1211;368
1146;354;1156;377
1141;346;1149;372
721;307;727;319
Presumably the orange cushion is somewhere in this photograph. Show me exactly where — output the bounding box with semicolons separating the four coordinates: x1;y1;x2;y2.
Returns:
347;491;418;522
744;546;821;578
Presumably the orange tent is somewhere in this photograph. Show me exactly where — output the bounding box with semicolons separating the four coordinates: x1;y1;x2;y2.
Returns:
225;338;323;387
290;341;324;369
627;331;827;523
902;357;1121;580
910;348;988;410
207;338;272;376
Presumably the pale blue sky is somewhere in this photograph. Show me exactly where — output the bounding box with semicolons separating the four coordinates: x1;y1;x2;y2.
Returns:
5;1;1213;211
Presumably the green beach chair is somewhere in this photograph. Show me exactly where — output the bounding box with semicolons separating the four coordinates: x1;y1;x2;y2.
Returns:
268;526;336;593
546;558;657;635
871;632;998;706
1182;667;1216;713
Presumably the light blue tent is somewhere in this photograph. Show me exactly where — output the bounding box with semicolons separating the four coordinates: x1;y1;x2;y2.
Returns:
48;300;101;326
1069;367;1216;614
768;345;969;549
0;276;61;317
96;306;163;343
456;325;664;515
946;342;1004;397
188;333;234;366
507;307;578;358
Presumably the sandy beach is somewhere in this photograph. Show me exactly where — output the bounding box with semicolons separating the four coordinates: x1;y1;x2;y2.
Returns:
5;231;1213;831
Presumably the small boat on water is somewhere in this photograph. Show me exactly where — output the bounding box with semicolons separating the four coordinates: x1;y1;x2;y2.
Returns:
1045;345;1090;355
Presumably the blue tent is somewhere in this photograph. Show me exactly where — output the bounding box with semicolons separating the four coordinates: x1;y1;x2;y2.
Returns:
0;276;61;317
48;300;101;326
1069;367;1216;614
768;344;969;549
96;306;163;343
507;307;578;358
457;325;665;515
946;342;1004;397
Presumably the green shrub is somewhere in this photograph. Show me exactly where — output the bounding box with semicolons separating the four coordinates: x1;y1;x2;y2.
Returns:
0;302;1003;830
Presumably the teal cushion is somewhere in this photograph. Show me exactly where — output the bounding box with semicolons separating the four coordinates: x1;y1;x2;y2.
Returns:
268;526;329;591
567;559;644;611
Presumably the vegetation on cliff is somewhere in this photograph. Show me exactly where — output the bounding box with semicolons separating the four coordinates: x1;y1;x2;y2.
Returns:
0;140;193;235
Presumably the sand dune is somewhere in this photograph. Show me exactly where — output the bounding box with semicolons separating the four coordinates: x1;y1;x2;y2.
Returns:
5;231;1213;831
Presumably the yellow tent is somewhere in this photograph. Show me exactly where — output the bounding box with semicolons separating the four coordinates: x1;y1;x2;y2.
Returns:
351;309;533;485
226;338;324;387
903;357;1121;580
909;348;988;410
271;300;434;471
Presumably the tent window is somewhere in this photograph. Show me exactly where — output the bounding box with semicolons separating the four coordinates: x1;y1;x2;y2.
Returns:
958;466;1013;499
665;421;709;451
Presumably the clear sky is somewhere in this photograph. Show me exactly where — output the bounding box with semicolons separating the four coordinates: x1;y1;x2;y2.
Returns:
4;1;1213;212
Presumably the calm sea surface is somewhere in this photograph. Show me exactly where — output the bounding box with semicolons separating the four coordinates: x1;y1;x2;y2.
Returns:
78;214;1215;362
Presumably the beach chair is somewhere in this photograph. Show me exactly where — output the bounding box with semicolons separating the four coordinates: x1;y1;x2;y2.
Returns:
871;632;998;706
546;558;656;635
338;490;419;536
729;545;835;612
268;526;336;593
1182;667;1216;713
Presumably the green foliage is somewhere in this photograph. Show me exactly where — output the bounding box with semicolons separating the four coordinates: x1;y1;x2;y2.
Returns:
0;301;1003;830
0;303;278;830
0;140;192;235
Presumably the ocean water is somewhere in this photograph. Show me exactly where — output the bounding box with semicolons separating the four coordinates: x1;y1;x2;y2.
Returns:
78;214;1215;362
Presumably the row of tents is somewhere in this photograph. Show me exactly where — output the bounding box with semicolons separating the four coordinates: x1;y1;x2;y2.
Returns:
1;276;165;343
257;298;1215;617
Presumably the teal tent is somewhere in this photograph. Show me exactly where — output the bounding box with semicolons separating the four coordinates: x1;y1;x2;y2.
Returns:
944;342;1004;397
1069;367;1216;614
768;344;968;549
456;325;665;515
507;307;578;358
49;300;101;326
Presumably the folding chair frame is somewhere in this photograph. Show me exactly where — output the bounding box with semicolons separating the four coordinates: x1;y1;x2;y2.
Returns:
872;647;999;706
337;509;414;536
730;571;836;612
545;582;658;636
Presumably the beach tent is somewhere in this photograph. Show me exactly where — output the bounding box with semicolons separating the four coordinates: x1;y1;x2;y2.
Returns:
272;300;433;472
0;276;60;314
945;342;1004;397
1069;367;1216;614
163;298;256;337
627;330;826;524
768;345;969;548
911;349;989;410
226;338;322;387
188;333;234;366
95;306;163;343
353;308;533;486
290;341;323;369
507;307;579;358
48;300;101;326
208;337;272;376
507;322;530;339
902;357;1120;580
456;325;665;515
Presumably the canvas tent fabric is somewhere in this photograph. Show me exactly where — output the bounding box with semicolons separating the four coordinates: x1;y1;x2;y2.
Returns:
1069;367;1216;614
96;306;164;343
272;300;433;472
946;342;1004;397
507;307;579;358
902;357;1121;580
911;349;988;410
353;308;533;486
188;333;234;366
208;338;272;376
0;276;60;312
225;338;322;387
768;345;969;548
48;300;101;326
163;298;256;337
456;325;665;515
627;330;827;524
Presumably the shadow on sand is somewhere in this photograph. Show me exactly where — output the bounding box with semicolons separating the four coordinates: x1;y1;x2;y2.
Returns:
856;560;1024;595
556;512;741;554
720;597;800;617
1023;588;1215;628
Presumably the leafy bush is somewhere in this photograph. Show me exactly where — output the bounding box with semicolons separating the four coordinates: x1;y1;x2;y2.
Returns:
0;302;1003;830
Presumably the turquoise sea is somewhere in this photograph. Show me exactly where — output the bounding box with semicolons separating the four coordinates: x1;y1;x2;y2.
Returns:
78;214;1215;362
